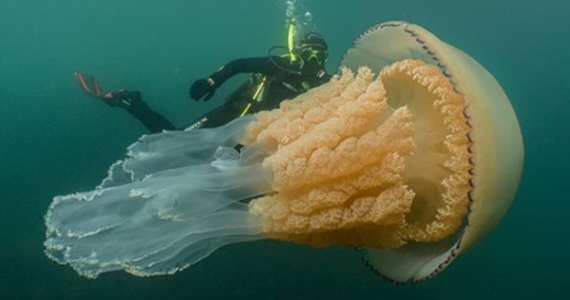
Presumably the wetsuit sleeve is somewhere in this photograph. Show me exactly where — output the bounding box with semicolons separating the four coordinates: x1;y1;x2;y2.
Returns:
208;57;284;88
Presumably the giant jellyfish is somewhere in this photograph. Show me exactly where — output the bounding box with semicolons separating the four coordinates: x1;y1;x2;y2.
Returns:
45;22;523;283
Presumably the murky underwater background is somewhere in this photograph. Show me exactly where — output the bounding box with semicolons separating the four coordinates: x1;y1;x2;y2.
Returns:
1;0;569;299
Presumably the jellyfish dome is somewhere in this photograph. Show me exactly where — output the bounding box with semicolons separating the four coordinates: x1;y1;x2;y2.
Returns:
44;22;523;283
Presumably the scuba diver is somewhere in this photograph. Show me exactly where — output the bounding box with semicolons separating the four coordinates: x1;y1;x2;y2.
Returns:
74;31;330;133
189;31;330;129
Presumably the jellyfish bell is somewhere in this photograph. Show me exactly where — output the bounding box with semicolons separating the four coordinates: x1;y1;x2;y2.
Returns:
339;21;524;282
44;22;523;282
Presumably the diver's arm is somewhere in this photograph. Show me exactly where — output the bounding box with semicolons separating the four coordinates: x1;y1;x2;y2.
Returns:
190;57;284;101
208;57;282;88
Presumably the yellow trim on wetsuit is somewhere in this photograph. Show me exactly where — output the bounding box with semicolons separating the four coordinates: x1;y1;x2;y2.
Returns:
239;76;267;117
239;104;252;117
252;76;267;100
240;21;298;118
288;22;298;62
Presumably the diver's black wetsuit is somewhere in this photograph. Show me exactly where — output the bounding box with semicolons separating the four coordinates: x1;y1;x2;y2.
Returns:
108;56;330;133
188;56;331;129
78;31;330;134
104;90;176;133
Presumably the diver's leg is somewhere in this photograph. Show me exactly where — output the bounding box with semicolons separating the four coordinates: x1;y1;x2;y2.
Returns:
74;73;175;133
108;90;176;133
185;104;237;130
184;81;255;130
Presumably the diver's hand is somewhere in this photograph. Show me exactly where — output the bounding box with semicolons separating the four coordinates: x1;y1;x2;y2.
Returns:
190;78;216;101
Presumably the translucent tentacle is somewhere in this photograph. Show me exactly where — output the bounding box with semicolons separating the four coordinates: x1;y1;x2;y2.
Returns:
45;115;273;278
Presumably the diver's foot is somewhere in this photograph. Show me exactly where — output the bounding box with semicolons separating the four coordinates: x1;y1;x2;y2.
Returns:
103;90;142;109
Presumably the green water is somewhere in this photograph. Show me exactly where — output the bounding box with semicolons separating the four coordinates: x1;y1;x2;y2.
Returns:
1;0;568;299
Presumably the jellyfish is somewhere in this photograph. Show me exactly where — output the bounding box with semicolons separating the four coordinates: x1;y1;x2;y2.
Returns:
44;22;523;283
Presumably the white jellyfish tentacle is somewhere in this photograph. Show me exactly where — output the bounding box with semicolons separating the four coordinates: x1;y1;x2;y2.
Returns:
44;115;275;278
99;115;257;188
